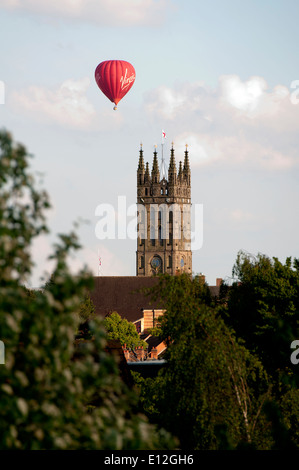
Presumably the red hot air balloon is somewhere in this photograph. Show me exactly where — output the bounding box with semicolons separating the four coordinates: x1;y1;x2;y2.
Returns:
95;60;136;110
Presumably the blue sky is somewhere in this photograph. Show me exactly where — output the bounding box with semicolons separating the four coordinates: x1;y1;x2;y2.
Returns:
1;0;299;286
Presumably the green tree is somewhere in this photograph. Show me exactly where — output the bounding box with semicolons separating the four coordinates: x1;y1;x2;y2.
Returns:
104;311;147;350
0;129;175;450
139;273;273;450
75;293;97;339
225;250;299;384
78;293;96;323
221;250;299;448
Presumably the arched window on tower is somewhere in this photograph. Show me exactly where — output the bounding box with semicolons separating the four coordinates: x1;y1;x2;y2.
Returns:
168;210;173;245
158;211;163;246
150;206;158;246
158;226;163;246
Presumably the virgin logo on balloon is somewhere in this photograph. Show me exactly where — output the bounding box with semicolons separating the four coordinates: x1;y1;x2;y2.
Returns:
120;68;136;92
95;60;136;110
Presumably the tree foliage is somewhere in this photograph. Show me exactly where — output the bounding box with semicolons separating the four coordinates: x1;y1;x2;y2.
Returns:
219;250;299;448
139;273;274;450
104;311;147;350
78;294;96;324
0;129;175;450
225;250;299;385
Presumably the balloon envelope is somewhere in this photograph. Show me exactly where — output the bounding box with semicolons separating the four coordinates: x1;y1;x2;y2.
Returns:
95;60;136;109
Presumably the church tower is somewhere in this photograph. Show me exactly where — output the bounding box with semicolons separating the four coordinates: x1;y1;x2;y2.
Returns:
136;143;192;276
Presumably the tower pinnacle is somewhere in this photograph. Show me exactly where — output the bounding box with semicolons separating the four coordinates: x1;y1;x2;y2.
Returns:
168;144;177;185
138;144;145;171
151;147;160;183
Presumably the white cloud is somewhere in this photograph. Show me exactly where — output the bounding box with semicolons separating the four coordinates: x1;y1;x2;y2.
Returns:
220;75;267;113
175;134;209;164
219;75;290;117
145;75;292;122
12;78;96;129
0;0;171;27
144;75;299;171
175;132;294;170
145;81;209;120
12;77;124;130
145;86;186;120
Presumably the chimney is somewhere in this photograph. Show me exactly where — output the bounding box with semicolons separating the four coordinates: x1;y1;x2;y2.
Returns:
135;346;145;361
150;348;158;360
216;278;223;287
122;344;130;361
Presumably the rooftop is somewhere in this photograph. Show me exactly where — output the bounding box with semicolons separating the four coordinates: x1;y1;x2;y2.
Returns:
90;276;221;323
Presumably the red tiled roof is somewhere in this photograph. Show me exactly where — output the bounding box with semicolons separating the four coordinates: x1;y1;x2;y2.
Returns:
90;276;162;322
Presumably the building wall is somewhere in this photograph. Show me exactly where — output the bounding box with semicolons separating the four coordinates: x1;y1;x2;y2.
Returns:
143;309;164;331
136;145;192;277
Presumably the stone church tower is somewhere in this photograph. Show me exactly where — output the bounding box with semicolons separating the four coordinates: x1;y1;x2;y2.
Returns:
136;143;192;276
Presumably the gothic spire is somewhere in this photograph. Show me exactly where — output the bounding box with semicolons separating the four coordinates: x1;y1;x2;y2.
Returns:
144;161;150;183
178;161;183;181
183;144;190;173
183;144;191;187
151;148;160;183
168;143;177;171
168;143;177;185
137;143;145;171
